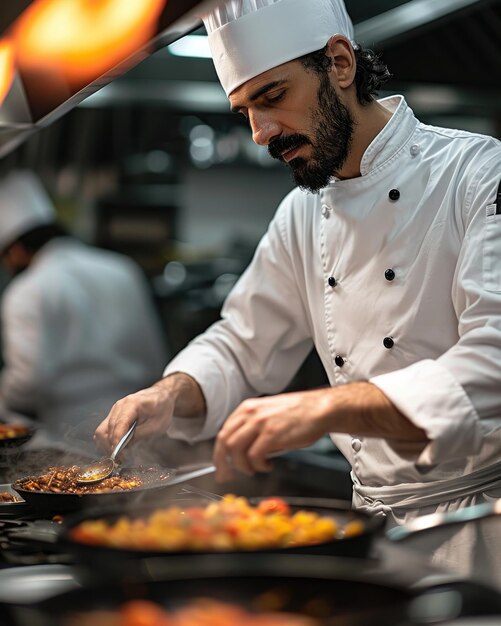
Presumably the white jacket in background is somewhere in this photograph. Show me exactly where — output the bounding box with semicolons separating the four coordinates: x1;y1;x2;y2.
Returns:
1;238;168;435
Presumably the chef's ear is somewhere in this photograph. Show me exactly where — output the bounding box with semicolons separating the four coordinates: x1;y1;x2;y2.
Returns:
325;35;356;90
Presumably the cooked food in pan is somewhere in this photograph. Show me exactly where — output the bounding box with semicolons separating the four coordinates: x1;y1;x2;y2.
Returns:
0;491;22;502
16;465;143;494
66;598;321;626
69;495;364;551
0;423;30;439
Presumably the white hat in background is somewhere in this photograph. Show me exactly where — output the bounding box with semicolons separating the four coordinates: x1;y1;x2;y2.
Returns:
201;0;355;96
0;170;55;253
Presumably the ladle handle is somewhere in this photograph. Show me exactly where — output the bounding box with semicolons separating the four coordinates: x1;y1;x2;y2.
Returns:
110;420;137;462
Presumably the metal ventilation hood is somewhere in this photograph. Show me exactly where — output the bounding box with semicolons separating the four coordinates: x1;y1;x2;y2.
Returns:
0;0;499;160
0;0;219;157
353;0;501;124
79;0;500;130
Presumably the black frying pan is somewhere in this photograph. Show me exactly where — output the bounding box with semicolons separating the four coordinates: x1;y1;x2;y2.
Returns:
11;465;177;514
56;496;386;572
5;554;417;626
7;554;501;626
0;425;35;450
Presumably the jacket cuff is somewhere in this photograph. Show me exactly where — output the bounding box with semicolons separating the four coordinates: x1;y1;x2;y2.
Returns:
162;356;228;443
370;359;482;467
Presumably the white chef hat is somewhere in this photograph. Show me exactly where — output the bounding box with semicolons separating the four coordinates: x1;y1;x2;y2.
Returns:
201;0;355;96
0;170;55;253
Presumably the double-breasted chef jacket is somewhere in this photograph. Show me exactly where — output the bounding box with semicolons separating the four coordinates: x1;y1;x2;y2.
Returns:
165;95;501;582
1;238;168;436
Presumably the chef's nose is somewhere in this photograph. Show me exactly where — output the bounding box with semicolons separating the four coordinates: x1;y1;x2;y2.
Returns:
249;111;281;146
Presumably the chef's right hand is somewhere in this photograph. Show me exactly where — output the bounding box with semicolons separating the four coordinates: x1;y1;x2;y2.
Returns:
94;372;207;452
94;382;176;452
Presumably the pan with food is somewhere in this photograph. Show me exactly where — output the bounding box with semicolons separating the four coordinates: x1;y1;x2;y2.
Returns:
0;484;31;517
7;553;501;626
0;423;34;449
11;463;176;514
4;554;417;626
57;495;385;568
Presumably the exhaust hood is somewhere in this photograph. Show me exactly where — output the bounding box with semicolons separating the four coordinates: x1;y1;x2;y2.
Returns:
0;0;220;158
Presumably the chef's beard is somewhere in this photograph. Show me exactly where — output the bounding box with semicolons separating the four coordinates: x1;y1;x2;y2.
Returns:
268;74;355;193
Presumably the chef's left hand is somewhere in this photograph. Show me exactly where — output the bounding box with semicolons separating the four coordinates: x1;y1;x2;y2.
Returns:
213;388;332;482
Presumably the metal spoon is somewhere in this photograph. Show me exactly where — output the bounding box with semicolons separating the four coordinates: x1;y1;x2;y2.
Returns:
76;421;137;485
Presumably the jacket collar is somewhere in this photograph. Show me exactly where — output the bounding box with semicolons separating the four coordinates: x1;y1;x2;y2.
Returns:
322;95;418;188
359;95;418;177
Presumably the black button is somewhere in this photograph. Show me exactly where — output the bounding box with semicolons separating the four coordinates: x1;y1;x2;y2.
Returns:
389;189;400;201
383;337;394;349
328;276;337;287
334;355;345;367
384;269;395;281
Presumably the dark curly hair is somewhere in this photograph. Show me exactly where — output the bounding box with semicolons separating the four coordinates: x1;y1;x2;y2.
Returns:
299;42;392;104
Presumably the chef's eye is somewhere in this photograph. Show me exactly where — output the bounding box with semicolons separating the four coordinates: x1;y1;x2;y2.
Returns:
266;90;285;104
236;108;248;120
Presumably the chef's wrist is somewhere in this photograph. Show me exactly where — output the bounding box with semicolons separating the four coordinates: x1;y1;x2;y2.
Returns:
154;372;206;418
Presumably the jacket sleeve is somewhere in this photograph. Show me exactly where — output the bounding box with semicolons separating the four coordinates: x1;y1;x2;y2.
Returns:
164;199;314;442
1;281;45;415
370;148;501;466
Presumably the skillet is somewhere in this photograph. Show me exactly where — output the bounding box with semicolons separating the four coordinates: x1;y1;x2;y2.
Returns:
57;496;386;569
3;554;417;626
7;554;501;626
11;465;176;514
0;424;35;450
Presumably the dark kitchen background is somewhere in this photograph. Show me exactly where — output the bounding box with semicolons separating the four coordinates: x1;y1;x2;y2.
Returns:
0;1;499;486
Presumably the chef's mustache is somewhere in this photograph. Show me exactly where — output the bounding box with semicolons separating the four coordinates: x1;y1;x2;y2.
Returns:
268;133;311;161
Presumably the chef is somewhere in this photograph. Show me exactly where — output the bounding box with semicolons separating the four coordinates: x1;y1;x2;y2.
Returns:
95;0;501;581
0;170;168;437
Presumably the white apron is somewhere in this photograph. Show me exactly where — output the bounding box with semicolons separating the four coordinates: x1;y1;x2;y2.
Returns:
353;466;501;589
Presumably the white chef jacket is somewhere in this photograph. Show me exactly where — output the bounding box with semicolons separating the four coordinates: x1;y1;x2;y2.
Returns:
1;238;168;436
165;96;501;583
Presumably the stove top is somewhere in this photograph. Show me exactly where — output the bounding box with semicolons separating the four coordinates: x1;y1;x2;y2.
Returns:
0;516;71;568
2;479;501;626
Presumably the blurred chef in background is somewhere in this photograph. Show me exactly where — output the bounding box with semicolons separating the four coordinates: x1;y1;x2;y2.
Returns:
96;0;501;582
0;170;168;437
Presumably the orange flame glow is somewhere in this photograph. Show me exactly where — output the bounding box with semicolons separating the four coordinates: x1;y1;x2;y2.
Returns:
0;39;15;105
13;0;166;89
